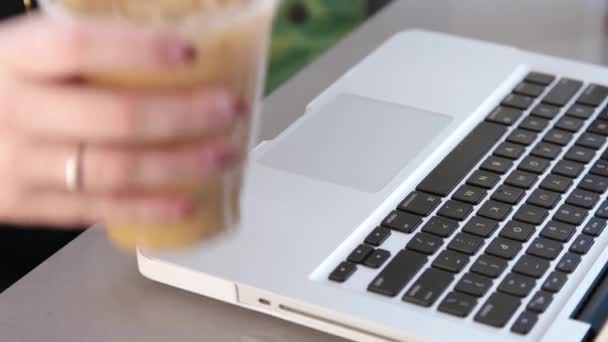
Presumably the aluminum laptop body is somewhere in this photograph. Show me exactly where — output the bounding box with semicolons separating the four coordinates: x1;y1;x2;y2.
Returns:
137;30;608;342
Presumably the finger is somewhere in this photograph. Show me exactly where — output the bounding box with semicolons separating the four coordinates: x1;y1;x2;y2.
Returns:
9;82;240;142
0;191;196;229
18;140;240;192
0;14;196;78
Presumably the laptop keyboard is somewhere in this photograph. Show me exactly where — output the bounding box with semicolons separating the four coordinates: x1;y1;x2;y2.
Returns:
327;71;608;335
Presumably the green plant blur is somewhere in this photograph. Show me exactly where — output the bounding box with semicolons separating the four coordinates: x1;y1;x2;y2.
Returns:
265;0;368;94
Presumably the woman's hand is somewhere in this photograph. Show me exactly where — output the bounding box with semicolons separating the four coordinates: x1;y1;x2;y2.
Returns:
0;15;242;228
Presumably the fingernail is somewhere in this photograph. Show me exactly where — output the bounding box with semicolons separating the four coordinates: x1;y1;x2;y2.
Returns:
210;93;239;126
175;198;196;218
166;40;197;65
234;98;251;119
211;146;241;169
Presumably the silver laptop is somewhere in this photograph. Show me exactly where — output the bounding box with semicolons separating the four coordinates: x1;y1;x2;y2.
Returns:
137;30;608;342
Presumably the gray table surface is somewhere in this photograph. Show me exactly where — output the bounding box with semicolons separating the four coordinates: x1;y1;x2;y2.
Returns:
2;1;608;341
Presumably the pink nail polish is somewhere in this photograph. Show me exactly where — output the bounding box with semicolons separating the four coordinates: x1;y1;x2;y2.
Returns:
182;45;197;62
167;41;197;65
234;98;250;118
212;147;240;168
176;198;196;218
211;94;239;126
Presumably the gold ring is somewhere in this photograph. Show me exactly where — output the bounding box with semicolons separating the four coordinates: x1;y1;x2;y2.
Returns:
24;0;33;13
65;144;84;192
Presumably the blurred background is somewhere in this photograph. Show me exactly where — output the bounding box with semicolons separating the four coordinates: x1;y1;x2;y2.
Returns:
265;0;393;93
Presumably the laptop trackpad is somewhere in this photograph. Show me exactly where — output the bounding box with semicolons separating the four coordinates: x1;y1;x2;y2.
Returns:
258;94;453;193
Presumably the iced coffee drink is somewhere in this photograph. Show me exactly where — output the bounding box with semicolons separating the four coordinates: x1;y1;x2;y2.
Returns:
39;0;277;250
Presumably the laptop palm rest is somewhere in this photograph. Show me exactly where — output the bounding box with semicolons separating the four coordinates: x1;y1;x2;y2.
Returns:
257;94;453;193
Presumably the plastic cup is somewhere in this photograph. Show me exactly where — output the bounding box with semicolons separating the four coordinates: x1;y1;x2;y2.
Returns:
38;0;277;250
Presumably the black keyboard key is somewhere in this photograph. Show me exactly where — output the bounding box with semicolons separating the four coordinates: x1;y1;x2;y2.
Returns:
591;159;608;177
526;72;556;86
567;104;595;119
403;268;453;307
448;233;484;255
364;249;391;269
519;156;550;174
503;93;534;110
437;200;473;221
438;292;478;318
540;174;572;193
381;210;422;233
499;220;535;242
467;170;500;190
527;291;553;314
514;204;548;225
577;84;608;107
455;273;493;297
422;216;459;238
569;234;594;254
486;237;522;260
417;122;507;196
527;189;561;209
498;273;536;297
542;271;568;293
597;148;608;166
556;252;581;273
543;78;583;107
463;216;499;237
432;250;470;273
555;116;584;133
514;82;545;97
519;116;549;132
329;262;357;283
564;146;595;164
365;227;391;246
588;118;608;136
543;129;573;146
494;142;526;160
452;185;487;205
511;311;538;335
554;204;588;225
566;189;599;209
475;292;521;328
580;174;608;193
486;106;523;126
532;103;560;119
598;158;608;179
583;217;606;237
480;156;513;175
540;220;576;242
505;170;538;189
347;244;374;264
596;200;608;219
471;254;508;278
398;191;441;217
552;160;584;178
513;255;550;279
577;133;606;150
584;130;606;152
477;200;512;221
527;237;563;260
596;106;608;121
492;185;525;205
406;232;443;255
531;142;562;160
508;129;538;146
368;250;428;297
